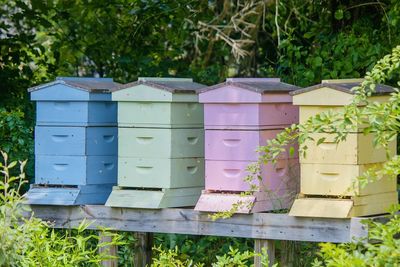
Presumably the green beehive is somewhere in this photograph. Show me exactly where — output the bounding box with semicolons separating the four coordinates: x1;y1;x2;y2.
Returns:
106;77;206;208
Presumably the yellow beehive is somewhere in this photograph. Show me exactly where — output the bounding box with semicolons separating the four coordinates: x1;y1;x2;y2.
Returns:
289;79;398;218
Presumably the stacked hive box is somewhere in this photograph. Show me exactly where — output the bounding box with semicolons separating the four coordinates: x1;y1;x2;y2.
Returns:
194;78;300;213
25;77;119;205
289;79;398;218
105;77;206;208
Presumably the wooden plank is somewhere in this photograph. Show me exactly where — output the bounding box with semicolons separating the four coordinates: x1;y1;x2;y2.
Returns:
26;205;367;243
133;232;153;267
98;232;118;267
254;239;275;267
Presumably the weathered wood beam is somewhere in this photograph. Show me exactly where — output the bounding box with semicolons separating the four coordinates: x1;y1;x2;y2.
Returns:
27;205;368;243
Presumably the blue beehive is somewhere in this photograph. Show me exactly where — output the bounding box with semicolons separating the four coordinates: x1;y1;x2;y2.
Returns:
25;77;120;205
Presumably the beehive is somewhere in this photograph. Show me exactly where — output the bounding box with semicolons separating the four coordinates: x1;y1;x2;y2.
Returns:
194;78;300;213
105;77;206;208
289;79;398;218
25;77;119;205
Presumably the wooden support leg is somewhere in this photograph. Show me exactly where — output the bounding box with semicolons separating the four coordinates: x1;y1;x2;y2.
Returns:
98;232;118;267
133;232;153;267
254;239;275;267
280;241;298;267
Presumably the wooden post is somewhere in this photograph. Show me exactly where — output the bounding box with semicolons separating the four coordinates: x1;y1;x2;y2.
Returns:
98;232;118;267
280;240;298;267
133;232;153;267
254;239;275;267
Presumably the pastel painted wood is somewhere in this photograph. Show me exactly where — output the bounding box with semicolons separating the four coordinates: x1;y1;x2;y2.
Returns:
289;191;398;218
301;132;396;164
200;78;299;130
117;102;203;128
118;128;204;158
195;190;295;213
30;78;119;126
106;187;203;208
205;159;299;192
118;157;204;188
300;163;396;196
27;77;119;205
205;129;296;161
113;78;205;128
108;77;206;209
35;155;117;185
25;184;114;205
195;78;300;213
289;79;398;218
35;126;117;156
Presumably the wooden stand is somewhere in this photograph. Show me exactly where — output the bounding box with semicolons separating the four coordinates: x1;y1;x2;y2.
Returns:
26;205;372;266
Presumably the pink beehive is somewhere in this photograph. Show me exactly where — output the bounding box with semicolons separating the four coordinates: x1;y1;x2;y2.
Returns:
195;78;300;213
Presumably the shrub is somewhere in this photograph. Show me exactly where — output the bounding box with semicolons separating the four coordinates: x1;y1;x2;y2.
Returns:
0;151;122;266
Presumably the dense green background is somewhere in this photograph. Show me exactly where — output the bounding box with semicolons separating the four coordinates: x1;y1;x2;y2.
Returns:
1;0;399;265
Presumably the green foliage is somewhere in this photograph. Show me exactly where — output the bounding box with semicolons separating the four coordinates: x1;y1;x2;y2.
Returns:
154;234;253;266
152;246;204;267
0;110;33;179
0;151;122;266
313;205;400;267
151;246;275;267
212;247;257;267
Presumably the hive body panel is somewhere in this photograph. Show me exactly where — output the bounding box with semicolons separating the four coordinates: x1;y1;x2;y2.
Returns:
119;128;204;158
205;159;298;192
35;155;117;185
117;102;203;128
204;103;298;130
35;126;117;156
300;163;396;196
118;157;204;188
301;132;396;165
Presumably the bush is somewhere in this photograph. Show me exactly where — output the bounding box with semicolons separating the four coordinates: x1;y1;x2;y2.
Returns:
0;151;122;266
0;109;33;180
312;205;400;266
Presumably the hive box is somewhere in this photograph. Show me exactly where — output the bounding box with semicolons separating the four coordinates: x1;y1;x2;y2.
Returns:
292;79;393;126
112;77;204;128
200;78;298;130
119;128;204;158
25;77;120;205
35;126;118;156
205;129;297;161
106;77;206;208
195;78;300;213
118;157;204;188
289;79;398;218
300;163;396;196
30;77;118;126
301;132;396;164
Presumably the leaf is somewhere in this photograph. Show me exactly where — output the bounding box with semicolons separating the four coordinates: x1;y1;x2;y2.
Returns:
335;9;344;20
313;56;323;67
316;137;326;146
289;146;295;157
